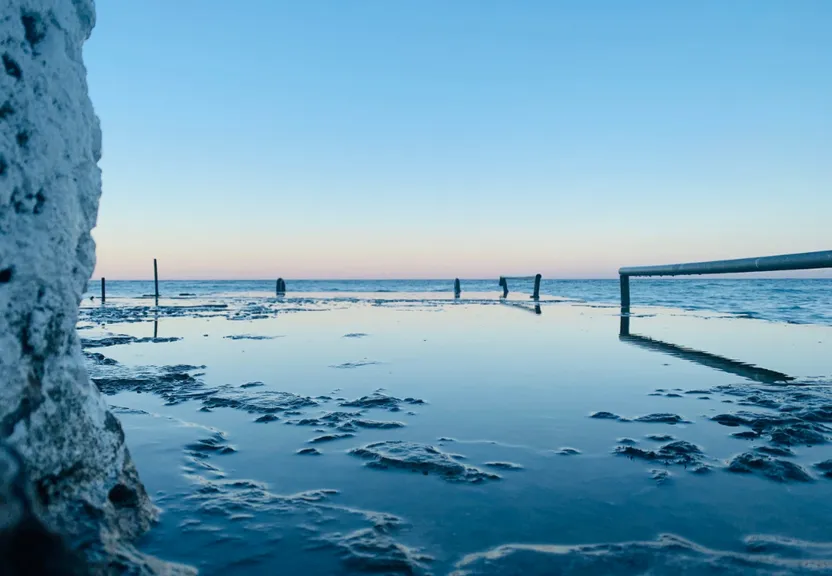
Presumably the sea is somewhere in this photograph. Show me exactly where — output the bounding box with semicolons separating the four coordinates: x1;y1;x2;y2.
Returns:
85;278;832;326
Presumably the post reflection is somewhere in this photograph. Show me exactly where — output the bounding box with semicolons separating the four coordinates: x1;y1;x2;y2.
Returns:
501;301;542;316
619;308;793;384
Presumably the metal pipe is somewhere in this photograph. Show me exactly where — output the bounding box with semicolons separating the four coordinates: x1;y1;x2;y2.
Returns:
100;277;105;303
502;276;538;280
454;278;461;298
619;250;832;277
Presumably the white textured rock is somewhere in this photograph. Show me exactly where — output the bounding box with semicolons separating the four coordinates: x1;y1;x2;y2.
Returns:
0;1;189;572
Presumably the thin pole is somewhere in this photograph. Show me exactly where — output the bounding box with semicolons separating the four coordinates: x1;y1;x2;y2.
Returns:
154;258;159;305
454;278;461;298
499;277;508;298
101;277;105;303
532;274;541;300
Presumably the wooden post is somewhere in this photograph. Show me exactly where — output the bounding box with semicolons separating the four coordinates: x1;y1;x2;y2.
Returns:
100;277;105;303
153;319;158;339
532;274;541;300
620;274;630;309
276;278;286;295
454;278;461;298
499;277;508;298
154;258;159;305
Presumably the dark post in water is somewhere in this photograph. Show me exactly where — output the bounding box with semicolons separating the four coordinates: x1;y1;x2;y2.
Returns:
454;278;461;298
100;277;105;303
276;278;286;295
620;274;630;310
499;277;508;298
154;258;159;305
532;274;542;300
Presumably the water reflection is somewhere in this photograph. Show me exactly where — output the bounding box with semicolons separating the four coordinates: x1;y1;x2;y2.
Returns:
619;312;793;384
501;301;542;315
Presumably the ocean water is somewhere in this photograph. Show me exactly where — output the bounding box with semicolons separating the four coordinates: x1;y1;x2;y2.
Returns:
86;278;832;326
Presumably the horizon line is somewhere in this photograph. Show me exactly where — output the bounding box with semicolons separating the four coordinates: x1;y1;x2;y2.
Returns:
90;276;832;282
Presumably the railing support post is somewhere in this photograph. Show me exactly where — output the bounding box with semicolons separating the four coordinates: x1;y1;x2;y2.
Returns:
620;274;630;309
454;278;461;298
499;277;508;298
276;278;286;295
101;277;105;303
153;259;159;306
532;274;541;300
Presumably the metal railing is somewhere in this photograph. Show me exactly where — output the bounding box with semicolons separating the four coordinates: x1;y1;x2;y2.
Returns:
619;250;832;309
499;274;542;299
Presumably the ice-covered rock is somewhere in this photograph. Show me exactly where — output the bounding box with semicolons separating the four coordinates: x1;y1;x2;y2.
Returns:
0;1;189;571
451;533;832;575
727;452;813;483
350;441;501;484
319;527;433;574
614;440;705;467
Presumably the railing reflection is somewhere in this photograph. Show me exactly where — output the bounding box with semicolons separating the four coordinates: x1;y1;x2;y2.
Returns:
619;315;793;384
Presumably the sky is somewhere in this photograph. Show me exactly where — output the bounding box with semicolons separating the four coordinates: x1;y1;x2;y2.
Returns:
84;1;832;280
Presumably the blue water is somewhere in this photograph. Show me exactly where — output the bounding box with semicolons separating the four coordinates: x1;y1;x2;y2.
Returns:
91;298;832;574
86;279;832;326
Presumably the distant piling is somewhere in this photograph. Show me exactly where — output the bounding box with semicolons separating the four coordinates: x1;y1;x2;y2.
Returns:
499;274;541;299
101;277;105;303
532;274;542;300
154;258;159;305
454;278;461;298
276;278;286;295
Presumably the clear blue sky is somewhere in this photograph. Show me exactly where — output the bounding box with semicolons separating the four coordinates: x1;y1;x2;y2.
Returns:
84;1;832;279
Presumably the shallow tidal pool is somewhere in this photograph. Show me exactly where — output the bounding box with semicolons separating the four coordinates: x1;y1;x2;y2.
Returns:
79;294;832;574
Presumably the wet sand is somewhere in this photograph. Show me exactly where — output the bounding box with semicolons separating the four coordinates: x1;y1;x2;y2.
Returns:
79;293;832;574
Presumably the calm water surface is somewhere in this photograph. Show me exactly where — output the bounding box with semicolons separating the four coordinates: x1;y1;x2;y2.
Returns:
80;294;832;574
